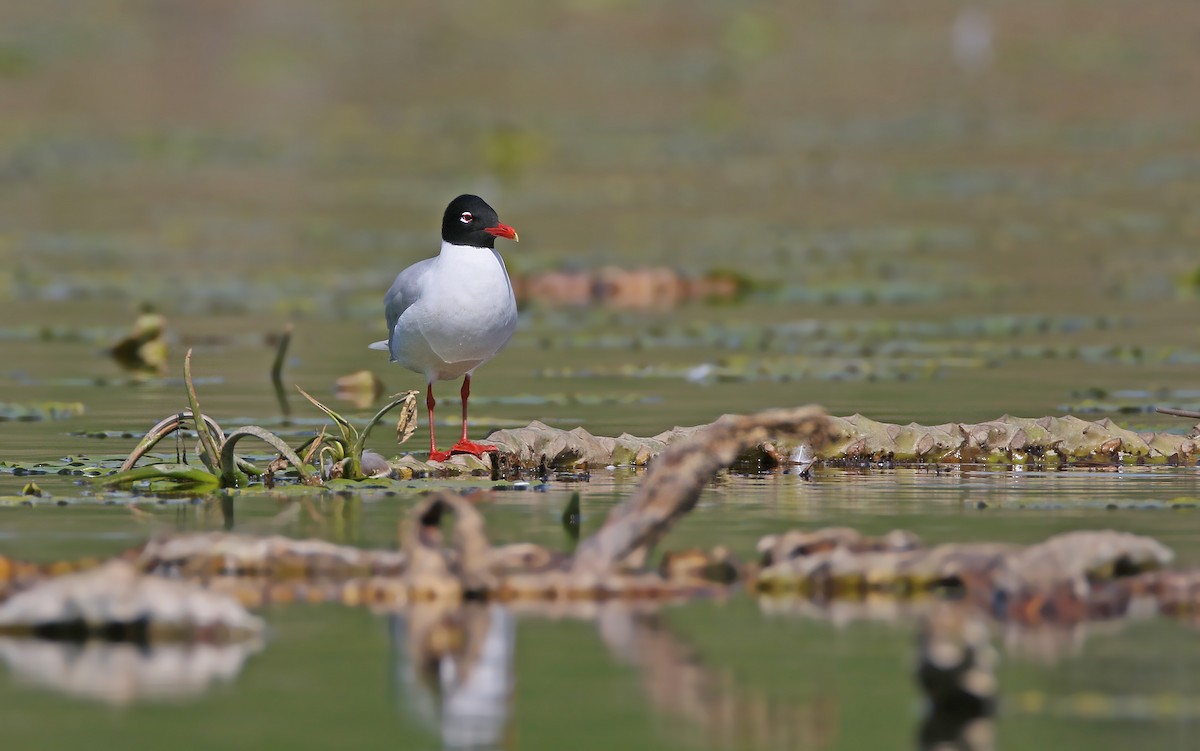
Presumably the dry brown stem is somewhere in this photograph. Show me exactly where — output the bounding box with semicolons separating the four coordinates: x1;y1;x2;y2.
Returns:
570;406;832;575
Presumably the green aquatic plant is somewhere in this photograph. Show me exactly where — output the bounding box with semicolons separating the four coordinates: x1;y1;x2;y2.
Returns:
480;126;548;184
1185;266;1200;295
295;387;418;480
101;350;316;491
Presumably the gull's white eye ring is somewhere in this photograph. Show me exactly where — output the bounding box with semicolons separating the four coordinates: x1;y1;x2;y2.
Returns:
460;211;473;224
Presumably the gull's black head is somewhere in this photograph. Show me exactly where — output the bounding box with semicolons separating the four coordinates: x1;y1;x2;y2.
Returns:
441;194;519;249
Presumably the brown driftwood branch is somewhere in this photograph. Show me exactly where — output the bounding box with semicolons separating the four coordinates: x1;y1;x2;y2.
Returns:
1156;406;1200;420
570;406;833;575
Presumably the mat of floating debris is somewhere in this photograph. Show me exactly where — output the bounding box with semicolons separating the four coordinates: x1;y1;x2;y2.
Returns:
484;413;1198;470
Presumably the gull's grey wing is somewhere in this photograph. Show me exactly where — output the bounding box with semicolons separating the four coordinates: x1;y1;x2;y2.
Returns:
384;258;435;336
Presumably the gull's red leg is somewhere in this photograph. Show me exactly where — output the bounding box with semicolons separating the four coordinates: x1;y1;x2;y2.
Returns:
450;374;497;457
460;374;471;443
427;382;452;462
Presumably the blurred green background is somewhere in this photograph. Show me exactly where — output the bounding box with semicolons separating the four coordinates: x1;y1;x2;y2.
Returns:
2;2;1200;749
2;1;1197;442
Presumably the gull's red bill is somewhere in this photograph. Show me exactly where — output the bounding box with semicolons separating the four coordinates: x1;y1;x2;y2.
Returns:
484;223;519;242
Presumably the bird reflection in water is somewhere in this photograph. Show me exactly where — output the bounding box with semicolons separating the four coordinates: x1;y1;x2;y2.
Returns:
389;604;516;749
387;602;840;751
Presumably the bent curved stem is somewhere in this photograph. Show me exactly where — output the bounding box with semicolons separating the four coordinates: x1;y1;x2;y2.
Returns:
318;445;343;479
120;411;228;472
219;426;315;488
185;349;223;473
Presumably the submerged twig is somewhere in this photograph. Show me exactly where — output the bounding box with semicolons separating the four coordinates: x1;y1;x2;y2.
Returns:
561;492;581;542
1156;406;1200;420
271;324;293;422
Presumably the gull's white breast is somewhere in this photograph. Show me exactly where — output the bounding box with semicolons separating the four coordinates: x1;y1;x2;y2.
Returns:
387;242;517;381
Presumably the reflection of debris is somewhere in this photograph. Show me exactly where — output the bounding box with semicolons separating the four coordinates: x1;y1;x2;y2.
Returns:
598;606;840;750
0;560;263;642
0;638;262;706
995;530;1172;596
270;323;293;420
755;528;1172;628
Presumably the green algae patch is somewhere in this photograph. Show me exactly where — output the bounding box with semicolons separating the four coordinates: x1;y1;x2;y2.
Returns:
98;463;221;493
0;402;85;422
323;477;412;493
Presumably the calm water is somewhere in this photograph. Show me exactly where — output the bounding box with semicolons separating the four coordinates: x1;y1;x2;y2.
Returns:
3;1;1200;748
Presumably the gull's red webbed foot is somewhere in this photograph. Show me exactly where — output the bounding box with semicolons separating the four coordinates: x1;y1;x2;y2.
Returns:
449;439;498;457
